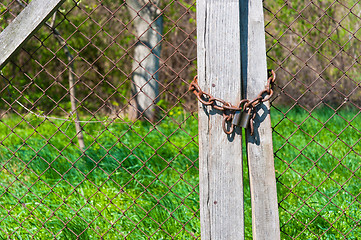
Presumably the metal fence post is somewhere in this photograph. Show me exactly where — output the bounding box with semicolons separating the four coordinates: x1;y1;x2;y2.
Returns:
197;0;244;239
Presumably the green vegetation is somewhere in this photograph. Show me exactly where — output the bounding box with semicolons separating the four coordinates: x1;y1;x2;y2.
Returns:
0;0;197;115
264;1;361;108
0;112;199;239
272;106;361;239
1;0;360;238
1;107;360;239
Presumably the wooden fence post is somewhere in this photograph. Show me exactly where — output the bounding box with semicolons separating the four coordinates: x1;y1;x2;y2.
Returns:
241;0;281;239
197;0;244;239
0;0;66;70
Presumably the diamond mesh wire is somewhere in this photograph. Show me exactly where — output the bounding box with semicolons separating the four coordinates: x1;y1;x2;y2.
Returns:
1;0;361;239
0;0;199;239
265;0;361;239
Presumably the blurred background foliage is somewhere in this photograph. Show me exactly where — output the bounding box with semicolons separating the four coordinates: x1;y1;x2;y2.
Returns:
0;0;197;118
1;1;361;239
264;0;361;110
1;0;360;117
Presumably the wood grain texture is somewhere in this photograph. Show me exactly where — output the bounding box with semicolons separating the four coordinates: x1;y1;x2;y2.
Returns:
0;0;66;70
197;0;244;239
241;0;281;239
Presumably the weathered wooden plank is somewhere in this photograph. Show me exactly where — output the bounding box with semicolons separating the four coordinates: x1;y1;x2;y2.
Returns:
197;0;244;239
0;0;66;70
240;0;281;239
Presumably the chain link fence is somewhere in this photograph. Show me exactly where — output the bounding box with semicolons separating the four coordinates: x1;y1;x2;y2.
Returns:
265;1;361;239
0;0;360;239
0;0;199;239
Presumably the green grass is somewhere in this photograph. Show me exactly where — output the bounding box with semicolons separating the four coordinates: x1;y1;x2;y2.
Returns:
0;112;200;239
0;107;360;239
272;106;361;239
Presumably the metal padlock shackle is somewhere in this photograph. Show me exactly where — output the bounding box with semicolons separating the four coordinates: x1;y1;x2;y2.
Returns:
241;107;252;129
222;99;248;134
190;70;276;135
232;99;252;128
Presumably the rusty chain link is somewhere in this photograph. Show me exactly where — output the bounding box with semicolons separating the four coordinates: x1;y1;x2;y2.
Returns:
189;70;276;135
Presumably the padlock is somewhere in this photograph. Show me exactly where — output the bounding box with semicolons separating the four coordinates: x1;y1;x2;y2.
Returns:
239;109;251;128
232;111;242;126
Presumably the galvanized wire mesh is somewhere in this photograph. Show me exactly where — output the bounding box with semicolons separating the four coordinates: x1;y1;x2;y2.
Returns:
1;0;361;239
265;1;361;239
0;0;199;239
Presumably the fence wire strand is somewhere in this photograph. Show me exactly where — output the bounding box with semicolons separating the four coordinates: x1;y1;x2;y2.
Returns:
1;0;361;239
265;1;361;239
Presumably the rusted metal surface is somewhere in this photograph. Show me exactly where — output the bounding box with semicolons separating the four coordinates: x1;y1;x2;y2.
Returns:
1;0;361;239
265;1;361;239
0;0;199;239
189;70;276;135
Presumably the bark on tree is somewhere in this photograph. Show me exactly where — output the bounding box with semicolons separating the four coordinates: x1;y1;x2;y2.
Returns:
126;0;163;122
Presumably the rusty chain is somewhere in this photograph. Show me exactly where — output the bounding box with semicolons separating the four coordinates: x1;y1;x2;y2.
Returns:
189;70;276;135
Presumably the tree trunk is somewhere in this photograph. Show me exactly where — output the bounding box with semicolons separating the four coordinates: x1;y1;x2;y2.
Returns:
126;0;163;122
49;13;85;151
